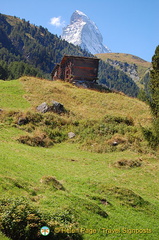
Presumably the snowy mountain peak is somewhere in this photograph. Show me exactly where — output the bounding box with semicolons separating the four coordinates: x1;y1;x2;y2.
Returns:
71;10;88;24
61;10;111;55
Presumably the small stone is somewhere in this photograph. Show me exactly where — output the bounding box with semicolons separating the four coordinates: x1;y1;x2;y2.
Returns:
37;102;49;113
68;132;75;139
52;101;65;114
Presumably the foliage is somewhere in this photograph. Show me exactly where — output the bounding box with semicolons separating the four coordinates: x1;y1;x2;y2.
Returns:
0;198;82;240
149;45;159;117
98;60;139;97
141;125;158;149
0;231;11;240
142;46;159;149
138;71;151;102
0;60;44;80
0;198;45;240
76;116;142;153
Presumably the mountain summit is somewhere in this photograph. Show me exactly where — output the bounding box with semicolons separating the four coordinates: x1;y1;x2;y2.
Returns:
61;10;111;54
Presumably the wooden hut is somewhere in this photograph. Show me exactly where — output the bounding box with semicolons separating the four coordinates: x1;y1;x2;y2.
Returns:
51;55;99;82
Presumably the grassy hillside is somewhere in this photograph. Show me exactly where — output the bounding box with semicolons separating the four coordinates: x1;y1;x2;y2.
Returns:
0;79;30;109
95;53;151;68
96;53;151;86
0;77;159;240
20;77;149;123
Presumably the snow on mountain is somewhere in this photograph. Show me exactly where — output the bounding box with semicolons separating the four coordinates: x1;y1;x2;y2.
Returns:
61;10;111;55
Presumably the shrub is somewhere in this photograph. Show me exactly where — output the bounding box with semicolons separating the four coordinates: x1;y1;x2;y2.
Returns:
0;198;83;240
45;128;67;143
141;126;159;149
0;198;45;240
25;112;43;124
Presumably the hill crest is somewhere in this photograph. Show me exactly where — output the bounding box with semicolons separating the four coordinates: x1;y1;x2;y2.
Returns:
96;53;151;85
95;52;151;67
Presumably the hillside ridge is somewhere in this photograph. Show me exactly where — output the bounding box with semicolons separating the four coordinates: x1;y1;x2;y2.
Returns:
95;53;151;66
96;53;151;86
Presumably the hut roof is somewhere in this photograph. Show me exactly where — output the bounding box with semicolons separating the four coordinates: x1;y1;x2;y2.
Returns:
60;55;99;65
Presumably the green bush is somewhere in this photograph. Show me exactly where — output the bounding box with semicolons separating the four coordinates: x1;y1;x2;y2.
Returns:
25;112;43;124
0;198;83;240
141;126;159;149
0;198;45;240
45;128;67;143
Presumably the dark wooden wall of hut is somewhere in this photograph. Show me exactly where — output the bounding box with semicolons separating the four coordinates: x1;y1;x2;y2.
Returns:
71;57;99;81
52;56;99;82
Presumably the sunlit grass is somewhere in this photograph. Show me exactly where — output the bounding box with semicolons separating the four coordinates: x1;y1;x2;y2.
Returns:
0;79;30;110
20;77;151;126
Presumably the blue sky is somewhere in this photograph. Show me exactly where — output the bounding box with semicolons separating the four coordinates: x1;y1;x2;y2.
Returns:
1;0;159;62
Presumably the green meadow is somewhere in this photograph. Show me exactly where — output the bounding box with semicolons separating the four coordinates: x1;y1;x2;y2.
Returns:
0;77;159;240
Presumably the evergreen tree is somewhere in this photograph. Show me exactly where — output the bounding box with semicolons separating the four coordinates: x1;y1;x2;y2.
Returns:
141;46;159;149
149;45;159;117
0;60;8;80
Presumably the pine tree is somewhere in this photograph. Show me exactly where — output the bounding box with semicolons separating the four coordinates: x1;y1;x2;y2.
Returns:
149;45;159;117
142;46;159;149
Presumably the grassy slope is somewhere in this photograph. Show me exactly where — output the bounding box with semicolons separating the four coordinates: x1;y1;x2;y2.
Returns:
0;80;30;110
0;232;11;240
0;77;159;240
19;76;150;125
95;53;151;68
95;53;151;82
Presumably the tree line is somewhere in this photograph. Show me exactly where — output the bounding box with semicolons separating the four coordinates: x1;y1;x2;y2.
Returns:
0;60;44;80
98;60;139;97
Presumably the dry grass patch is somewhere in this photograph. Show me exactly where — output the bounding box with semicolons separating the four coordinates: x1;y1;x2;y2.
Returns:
20;77;151;126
